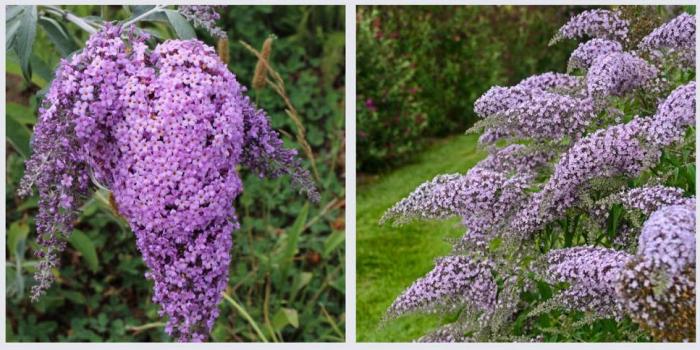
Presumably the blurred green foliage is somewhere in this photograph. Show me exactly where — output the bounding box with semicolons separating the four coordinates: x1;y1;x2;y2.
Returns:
357;6;584;172
6;5;345;342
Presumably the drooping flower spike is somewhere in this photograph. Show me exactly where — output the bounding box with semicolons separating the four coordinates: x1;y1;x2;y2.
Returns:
540;246;632;318
550;9;629;45
19;24;316;342
512;117;659;237
644;81;696;148
178;5;227;39
385;256;497;320
617;202;696;342
586;52;657;98
593;185;694;223
639;12;696;68
540;202;696;341
568;38;623;71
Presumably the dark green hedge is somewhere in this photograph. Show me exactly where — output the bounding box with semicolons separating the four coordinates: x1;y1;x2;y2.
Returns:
357;6;582;173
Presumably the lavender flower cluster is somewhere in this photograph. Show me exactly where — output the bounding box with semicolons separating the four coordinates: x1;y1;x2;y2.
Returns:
381;8;696;342
178;5;227;39
594;185;693;222
386;256;496;319
550;9;629;45
541;246;631;318
645;81;696;148
20;24;315;342
512;117;659;237
540;202;695;341
639;12;696;68
568;38;623;71
586;52;658;98
471;73;589;144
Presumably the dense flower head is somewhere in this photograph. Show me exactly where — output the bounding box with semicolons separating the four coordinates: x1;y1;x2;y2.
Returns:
496;91;595;142
616;257;695;341
617;203;696;342
386;256;496;319
178;5;227;39
644;81;696;148
541;246;632;317
551;9;629;44
18;23;135;300
515;72;583;92
381;167;530;238
473;72;582;119
473;85;534;119
109;38;250;342
568;38;623;71
586;52;658;98
595;185;693;222
637;202;695;275
473;73;587;144
478;144;553;176
512;117;660;237
639;12;696;67
19;24;315;342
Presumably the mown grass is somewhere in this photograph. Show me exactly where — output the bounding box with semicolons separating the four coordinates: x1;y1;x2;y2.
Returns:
356;134;486;342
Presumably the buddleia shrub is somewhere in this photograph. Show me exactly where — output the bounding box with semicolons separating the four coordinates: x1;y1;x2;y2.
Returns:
380;7;696;342
8;5;321;342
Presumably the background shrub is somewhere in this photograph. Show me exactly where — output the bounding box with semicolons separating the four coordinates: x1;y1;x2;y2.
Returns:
5;5;345;342
357;5;584;173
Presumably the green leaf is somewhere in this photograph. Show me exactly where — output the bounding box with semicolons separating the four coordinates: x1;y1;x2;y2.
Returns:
289;271;313;302
8;220;30;259
6;102;35;125
13;5;38;81
322;231;344;258
272;308;299;331
128;5;168;22
165;10;196;40
129;5;154;17
6;116;32;158
63;291;86;305
6;53;47;88
6;15;22;50
6;5;24;21
38;16;78;57
274;204;309;278
30;55;54;85
488;236;502;253
17;197;38;212
69;230;99;273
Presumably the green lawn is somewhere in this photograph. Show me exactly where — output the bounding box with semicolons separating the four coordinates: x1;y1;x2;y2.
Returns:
356;134;486;342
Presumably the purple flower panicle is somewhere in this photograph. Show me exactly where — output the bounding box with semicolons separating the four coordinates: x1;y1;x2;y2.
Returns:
542;246;631;317
586;52;657;98
639;13;696;67
568;38;623;71
19;24;316;342
178;5;227;39
551;9;629;45
386;256;496;319
596;185;693;221
636;203;695;275
512;117;659;237
644;81;696;148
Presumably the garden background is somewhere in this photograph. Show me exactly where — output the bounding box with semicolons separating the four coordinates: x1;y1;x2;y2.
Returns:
6;5;345;342
356;5;695;342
